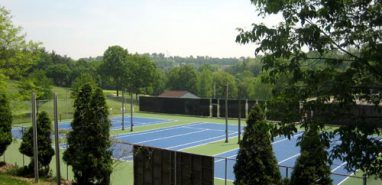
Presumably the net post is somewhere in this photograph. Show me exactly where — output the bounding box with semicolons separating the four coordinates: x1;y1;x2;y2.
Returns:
54;94;61;185
32;93;39;183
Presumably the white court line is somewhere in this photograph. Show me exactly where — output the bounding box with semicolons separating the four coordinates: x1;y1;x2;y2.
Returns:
278;153;300;164
114;122;204;138
214;148;240;157
331;162;347;172
169;132;239;150
111;120;176;130
213;132;304;165
213;132;303;157
136;129;210;144
215;154;238;163
337;172;354;185
182;126;235;132
338;138;382;185
180;135;239;151
215;177;234;182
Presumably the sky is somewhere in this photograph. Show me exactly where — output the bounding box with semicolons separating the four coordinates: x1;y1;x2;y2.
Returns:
1;0;280;59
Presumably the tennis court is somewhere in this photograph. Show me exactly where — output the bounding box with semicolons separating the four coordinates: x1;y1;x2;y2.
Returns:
11;116;171;139
214;133;359;185
113;122;367;185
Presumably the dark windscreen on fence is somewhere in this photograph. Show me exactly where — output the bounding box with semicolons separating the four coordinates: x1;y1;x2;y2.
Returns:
133;145;214;185
139;96;261;118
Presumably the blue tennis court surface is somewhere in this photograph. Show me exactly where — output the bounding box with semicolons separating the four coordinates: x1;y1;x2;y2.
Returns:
214;134;380;185
59;116;170;130
114;122;239;151
113;122;375;185
11;116;170;139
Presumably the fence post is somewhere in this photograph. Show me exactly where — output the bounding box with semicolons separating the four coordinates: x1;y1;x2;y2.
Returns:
245;99;249;118
174;152;177;185
286;167;289;178
225;83;228;143
238;99;241;144
225;158;228;185
54;94;61;185
32;93;39;183
209;98;212;117
22;127;25;166
362;174;367;185
122;90;125;130
264;101;268;120
130;92;134;132
217;99;220;118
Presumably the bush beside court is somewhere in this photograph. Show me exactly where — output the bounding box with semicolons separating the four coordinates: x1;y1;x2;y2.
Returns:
64;84;112;185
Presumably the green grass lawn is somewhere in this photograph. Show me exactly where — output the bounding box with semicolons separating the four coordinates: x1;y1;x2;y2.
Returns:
0;174;29;185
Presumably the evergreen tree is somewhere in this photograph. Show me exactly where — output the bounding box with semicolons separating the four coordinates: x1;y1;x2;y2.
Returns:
290;124;332;185
0;94;12;157
19;111;54;176
63;84;112;185
234;105;281;185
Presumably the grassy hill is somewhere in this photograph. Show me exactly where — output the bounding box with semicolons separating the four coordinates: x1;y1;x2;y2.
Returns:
5;81;139;125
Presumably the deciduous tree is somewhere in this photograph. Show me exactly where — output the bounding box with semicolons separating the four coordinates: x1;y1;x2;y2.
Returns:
237;0;382;178
99;46;129;96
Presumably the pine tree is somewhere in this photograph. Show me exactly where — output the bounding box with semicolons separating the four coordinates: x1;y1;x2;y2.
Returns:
290;124;332;185
19;111;55;176
0;94;12;157
63;84;112;185
234;105;281;185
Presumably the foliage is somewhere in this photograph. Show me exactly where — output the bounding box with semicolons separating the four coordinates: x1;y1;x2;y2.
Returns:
290;123;332;185
166;65;198;94
149;53;241;70
18;70;53;100
237;0;382;178
19;111;54;177
63;84;112;185
0;6;41;79
234;105;281;185
0;93;12;157
212;71;237;98
197;67;214;98
71;73;98;98
45;64;72;87
150;68;167;95
198;65;214;98
125;54;157;95
99;45;129;96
